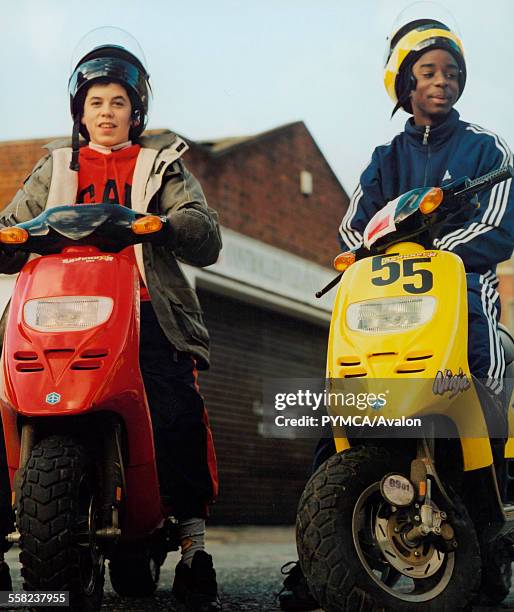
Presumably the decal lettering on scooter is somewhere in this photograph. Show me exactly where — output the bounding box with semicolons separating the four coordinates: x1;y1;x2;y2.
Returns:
432;368;470;399
383;251;438;261
371;256;433;294
62;256;114;264
46;392;61;405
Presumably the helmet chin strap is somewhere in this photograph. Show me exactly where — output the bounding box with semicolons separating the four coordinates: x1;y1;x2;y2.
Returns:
390;92;412;118
391;69;416;118
390;100;403;118
69;116;81;171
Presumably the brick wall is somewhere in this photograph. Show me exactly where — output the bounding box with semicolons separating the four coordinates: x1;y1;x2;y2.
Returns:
0;139;51;208
185;121;349;267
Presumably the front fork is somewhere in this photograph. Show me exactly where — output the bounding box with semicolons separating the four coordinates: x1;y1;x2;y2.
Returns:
404;457;455;548
96;420;124;542
381;439;458;552
6;422;35;545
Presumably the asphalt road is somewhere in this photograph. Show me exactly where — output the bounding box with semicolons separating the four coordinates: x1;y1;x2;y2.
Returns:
4;526;514;611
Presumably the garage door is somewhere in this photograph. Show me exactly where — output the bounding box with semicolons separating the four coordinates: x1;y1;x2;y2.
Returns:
197;289;329;524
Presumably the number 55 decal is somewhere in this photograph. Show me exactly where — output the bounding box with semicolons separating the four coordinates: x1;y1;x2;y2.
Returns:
371;256;433;294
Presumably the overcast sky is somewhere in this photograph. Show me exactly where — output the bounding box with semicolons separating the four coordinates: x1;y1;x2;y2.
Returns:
1;0;512;195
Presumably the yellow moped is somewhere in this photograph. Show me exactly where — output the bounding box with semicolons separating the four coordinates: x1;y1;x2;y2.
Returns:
296;166;514;611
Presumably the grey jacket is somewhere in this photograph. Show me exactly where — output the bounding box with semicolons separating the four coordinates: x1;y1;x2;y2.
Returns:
0;131;222;369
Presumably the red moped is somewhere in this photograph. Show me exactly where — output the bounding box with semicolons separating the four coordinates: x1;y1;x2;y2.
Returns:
0;204;179;610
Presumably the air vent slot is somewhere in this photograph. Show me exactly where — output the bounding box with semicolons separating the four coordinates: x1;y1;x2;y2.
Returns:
338;355;361;366
405;351;433;361
396;362;427;374
71;360;102;371
14;351;38;361
339;360;367;377
16;362;44;372
80;349;109;359
370;352;397;357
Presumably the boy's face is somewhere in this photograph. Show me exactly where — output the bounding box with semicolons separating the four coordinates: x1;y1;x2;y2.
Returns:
410;49;460;125
81;82;134;146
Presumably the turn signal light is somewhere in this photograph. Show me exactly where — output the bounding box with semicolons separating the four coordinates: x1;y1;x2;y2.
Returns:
132;215;163;235
419;187;443;214
333;251;356;272
0;227;28;244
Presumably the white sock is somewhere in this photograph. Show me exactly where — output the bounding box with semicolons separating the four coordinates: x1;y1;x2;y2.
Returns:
178;517;206;567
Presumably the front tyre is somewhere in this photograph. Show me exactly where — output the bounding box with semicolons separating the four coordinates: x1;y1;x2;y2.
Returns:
18;436;104;611
296;446;481;612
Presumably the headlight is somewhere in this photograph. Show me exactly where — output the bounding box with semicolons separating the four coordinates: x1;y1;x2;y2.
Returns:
23;297;113;332
346;296;436;333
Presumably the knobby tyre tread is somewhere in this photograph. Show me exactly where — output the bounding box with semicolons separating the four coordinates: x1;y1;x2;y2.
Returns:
296;445;481;612
18;436;104;611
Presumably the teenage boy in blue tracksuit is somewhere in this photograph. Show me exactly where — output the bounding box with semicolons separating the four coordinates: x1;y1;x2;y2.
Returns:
339;51;513;395
278;17;513;612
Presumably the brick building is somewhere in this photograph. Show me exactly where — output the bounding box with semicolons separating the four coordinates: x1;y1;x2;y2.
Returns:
0;123;512;524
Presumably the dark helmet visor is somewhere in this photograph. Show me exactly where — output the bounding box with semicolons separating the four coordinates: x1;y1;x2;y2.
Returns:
69;57;150;116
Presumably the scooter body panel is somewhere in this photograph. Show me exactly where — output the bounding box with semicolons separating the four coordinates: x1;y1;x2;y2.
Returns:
0;246;164;536
327;243;493;471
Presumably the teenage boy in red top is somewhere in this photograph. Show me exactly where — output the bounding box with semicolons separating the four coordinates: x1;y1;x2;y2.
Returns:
0;30;222;612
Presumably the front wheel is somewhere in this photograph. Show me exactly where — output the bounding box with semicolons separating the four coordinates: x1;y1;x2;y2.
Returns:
18;436;104;611
296;446;481;612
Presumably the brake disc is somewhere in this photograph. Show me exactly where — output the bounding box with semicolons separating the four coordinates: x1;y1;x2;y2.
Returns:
374;511;445;578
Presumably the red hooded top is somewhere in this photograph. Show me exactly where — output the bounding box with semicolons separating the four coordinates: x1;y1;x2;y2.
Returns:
77;144;150;300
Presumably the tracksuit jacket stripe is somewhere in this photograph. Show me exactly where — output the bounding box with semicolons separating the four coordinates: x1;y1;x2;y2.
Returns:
480;271;504;390
339;184;364;249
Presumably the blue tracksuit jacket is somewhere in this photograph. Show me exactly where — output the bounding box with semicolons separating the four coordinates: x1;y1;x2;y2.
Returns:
339;109;513;390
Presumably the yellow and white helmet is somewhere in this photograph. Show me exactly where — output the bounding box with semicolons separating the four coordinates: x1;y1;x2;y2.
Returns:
384;11;466;115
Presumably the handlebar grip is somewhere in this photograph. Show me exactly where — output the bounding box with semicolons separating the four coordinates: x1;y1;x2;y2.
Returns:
453;165;513;200
470;165;513;187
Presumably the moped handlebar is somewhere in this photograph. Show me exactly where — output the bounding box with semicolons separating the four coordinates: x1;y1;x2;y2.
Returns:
316;166;513;298
445;165;514;206
0;204;171;255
